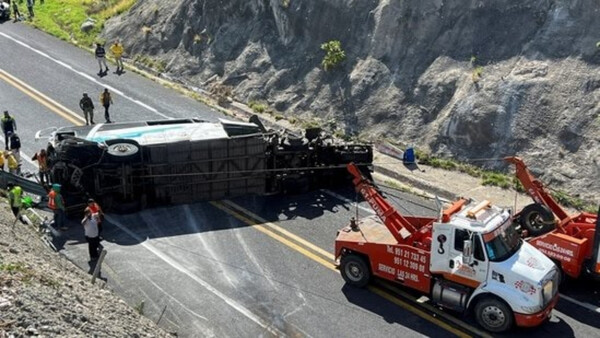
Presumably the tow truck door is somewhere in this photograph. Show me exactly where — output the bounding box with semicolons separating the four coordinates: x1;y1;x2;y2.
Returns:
431;224;488;287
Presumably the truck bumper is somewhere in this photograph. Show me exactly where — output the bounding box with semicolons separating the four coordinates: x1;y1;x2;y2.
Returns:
514;294;559;327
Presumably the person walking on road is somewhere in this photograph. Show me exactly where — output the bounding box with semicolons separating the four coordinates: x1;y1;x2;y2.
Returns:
110;39;124;73
87;198;104;235
7;182;22;219
32;149;49;186
82;208;101;260
99;88;113;123
8;131;20;164
1;111;16;150
95;43;109;75
48;183;67;230
79;93;95;125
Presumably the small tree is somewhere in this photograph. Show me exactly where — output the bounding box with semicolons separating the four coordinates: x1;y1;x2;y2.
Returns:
321;40;346;71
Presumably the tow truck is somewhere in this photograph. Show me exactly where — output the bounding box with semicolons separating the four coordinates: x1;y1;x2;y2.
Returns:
505;156;600;280
335;163;559;333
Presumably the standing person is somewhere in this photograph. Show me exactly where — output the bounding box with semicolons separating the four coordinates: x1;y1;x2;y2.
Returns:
99;88;113;123
87;198;104;235
48;183;67;230
31;149;49;186
11;0;21;22
1;111;16;150
79;93;95;125
5;151;18;175
109;39;124;73
8;131;20;164
81;208;100;260
25;0;33;19
95;43;109;75
7;182;22;219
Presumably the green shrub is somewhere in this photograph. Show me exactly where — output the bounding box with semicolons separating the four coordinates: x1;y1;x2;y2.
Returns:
472;66;483;82
321;40;346;71
481;171;512;189
248;101;268;114
274;114;284;121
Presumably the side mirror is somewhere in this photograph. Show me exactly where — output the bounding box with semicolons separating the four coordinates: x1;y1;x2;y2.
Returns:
462;240;474;265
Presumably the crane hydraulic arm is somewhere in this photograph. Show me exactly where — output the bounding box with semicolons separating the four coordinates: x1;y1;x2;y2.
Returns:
504;156;569;221
347;162;418;242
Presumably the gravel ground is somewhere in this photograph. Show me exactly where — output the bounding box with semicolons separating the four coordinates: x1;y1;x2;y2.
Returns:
0;198;172;338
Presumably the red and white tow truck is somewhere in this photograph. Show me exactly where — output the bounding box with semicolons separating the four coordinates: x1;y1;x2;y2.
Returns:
335;163;560;333
506;156;600;280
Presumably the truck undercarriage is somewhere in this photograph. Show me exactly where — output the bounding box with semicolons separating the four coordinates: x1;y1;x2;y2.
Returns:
43;117;373;212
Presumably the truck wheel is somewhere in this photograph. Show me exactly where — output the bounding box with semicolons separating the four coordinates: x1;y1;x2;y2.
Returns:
105;139;141;163
519;203;555;236
340;254;371;288
474;297;514;333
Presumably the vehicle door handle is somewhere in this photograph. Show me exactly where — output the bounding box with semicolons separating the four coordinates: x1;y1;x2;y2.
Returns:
449;260;454;269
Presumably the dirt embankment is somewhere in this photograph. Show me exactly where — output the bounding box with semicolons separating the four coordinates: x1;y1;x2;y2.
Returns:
0;202;172;337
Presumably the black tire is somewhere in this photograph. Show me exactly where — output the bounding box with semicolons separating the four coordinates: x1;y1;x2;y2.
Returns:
474;297;514;333
519;203;555;236
340;254;371;288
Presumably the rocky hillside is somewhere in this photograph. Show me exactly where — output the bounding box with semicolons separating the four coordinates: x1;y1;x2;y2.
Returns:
103;0;600;201
0;205;171;337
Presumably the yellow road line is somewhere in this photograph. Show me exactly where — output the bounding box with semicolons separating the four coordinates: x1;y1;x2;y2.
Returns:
0;68;85;126
221;199;335;260
211;201;336;270
212;200;472;338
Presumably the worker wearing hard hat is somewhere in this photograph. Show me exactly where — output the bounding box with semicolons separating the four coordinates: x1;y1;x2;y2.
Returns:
48;183;67;230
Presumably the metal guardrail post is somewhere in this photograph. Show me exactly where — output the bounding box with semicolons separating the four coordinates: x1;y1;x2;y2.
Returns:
91;249;107;284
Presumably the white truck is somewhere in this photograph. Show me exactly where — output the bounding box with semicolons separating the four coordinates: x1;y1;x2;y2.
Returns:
335;163;560;332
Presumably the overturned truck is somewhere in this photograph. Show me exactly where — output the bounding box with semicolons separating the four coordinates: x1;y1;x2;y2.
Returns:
37;116;372;212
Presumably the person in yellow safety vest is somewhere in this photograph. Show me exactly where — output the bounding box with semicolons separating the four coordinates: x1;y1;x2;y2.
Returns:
0;150;5;171
31;149;49;186
5;151;18;175
110;39;124;73
48;183;67;230
7;182;22;219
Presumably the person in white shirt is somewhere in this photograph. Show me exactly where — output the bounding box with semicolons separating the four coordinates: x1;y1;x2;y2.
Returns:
81;208;100;260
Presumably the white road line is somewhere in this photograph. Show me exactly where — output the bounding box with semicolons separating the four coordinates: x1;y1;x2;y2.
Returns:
105;215;284;336
560;294;600;313
0;32;173;120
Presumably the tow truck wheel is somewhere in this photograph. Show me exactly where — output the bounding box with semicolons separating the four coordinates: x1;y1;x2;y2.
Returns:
474;297;514;333
519;203;555;236
340;254;371;288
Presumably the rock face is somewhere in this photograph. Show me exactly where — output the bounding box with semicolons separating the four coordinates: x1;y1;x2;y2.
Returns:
103;0;600;200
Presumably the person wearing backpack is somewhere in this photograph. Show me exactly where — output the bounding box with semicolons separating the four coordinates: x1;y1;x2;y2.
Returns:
99;88;113;123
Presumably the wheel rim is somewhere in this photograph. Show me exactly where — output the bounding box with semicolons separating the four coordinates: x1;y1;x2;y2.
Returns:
526;212;546;230
345;261;364;282
481;305;506;329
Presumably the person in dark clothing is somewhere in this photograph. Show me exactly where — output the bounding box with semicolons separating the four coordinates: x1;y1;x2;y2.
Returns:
8;131;20;165
95;43;109;75
79;93;95;125
1;111;16;150
25;0;33;18
99;88;113;123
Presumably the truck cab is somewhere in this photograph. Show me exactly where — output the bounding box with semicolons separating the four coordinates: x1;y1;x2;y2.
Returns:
334;163;559;333
429;201;559;331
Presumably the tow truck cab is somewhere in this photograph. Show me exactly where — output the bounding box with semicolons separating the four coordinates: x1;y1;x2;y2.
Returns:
335;198;559;333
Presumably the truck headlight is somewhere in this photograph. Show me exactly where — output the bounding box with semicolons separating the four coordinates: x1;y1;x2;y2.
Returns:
542;279;554;304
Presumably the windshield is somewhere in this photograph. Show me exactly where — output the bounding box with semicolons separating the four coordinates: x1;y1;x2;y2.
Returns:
483;219;522;262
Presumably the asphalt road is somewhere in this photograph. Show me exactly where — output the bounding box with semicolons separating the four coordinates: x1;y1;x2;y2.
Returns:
1;22;600;338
